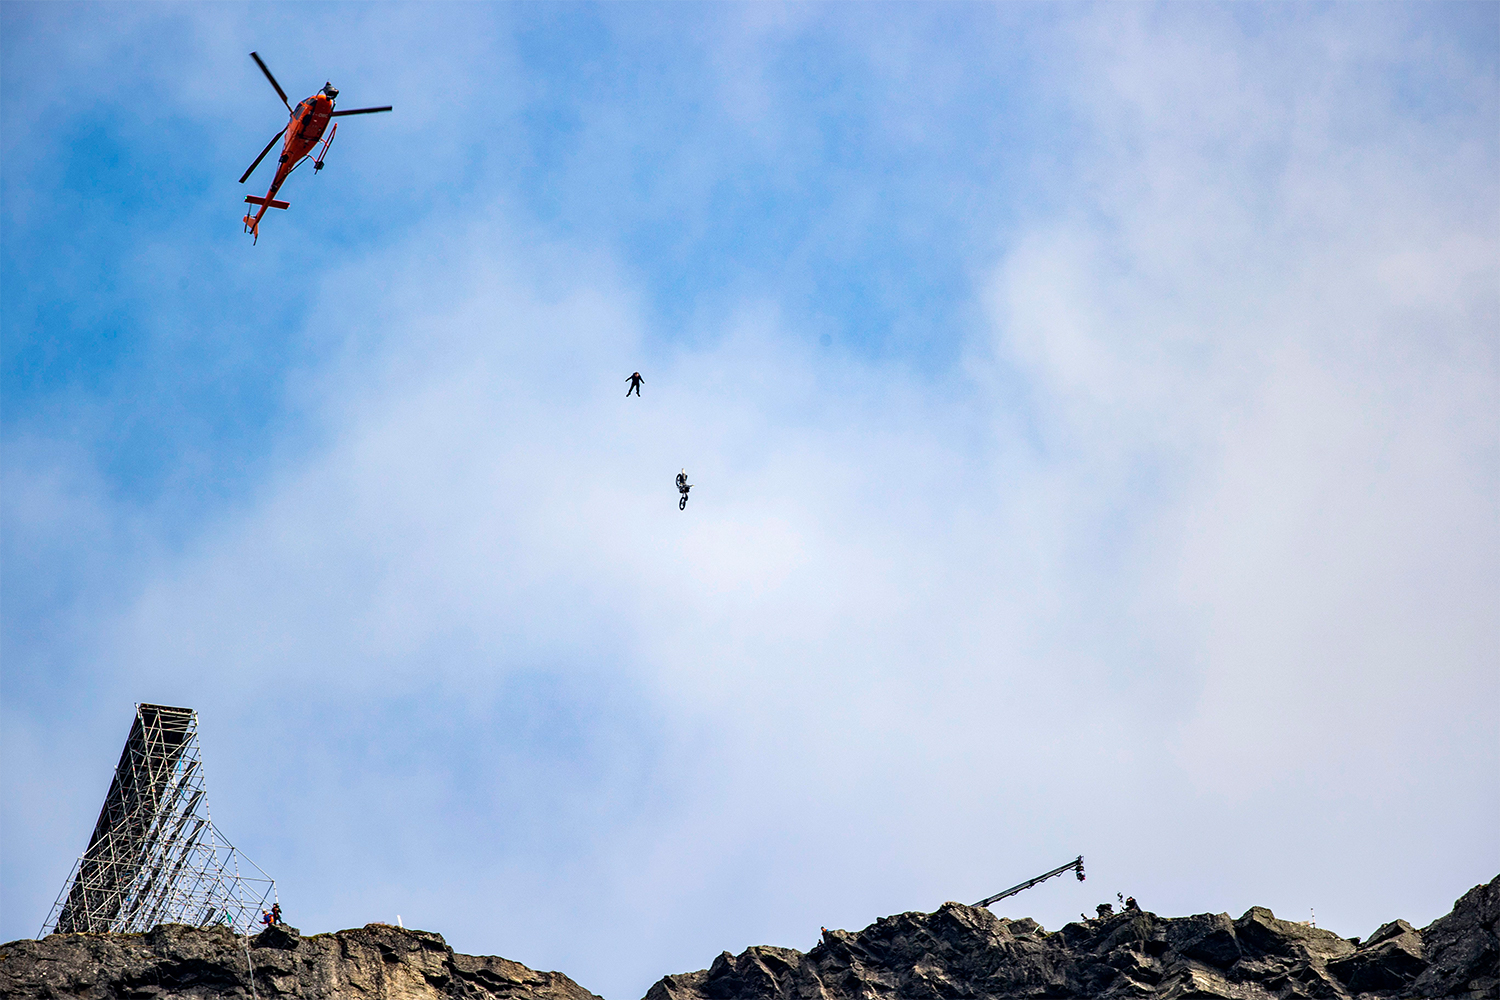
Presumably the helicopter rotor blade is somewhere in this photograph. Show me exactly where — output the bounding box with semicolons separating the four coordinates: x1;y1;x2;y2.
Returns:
329;106;393;117
239;126;287;184
250;52;293;114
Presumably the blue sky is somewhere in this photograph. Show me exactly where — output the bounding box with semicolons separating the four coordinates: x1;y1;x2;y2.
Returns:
3;4;1497;999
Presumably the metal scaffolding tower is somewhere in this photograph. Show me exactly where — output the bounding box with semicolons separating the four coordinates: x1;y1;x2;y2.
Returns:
40;704;277;937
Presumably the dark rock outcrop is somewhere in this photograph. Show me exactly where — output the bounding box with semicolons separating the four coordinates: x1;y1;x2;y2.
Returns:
1328;921;1424;993
645;876;1500;1000
1408;877;1500;999
3;877;1494;999
0;921;600;1000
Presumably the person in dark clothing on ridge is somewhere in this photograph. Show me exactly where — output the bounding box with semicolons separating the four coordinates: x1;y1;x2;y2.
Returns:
627;372;644;396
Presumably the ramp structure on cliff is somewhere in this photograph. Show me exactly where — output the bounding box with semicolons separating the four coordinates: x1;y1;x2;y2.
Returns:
40;704;276;937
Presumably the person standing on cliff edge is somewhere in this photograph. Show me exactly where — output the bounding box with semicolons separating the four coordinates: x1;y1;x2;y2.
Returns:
627;372;644;396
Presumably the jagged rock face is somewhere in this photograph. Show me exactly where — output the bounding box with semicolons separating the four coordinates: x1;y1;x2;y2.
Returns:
1409;877;1500;999
645;876;1500;1000
3;878;1494;1000
0;922;601;1000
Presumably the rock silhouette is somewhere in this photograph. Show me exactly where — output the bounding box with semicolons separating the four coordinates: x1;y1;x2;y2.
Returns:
2;876;1494;999
645;876;1498;1000
0;921;599;1000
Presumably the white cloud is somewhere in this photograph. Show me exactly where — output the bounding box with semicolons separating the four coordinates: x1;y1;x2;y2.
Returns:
974;0;1498;932
4;6;1495;999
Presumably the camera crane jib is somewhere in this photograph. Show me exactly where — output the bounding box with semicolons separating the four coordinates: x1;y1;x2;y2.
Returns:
974;856;1085;909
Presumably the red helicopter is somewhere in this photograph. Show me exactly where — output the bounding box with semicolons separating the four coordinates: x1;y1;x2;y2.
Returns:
239;52;392;242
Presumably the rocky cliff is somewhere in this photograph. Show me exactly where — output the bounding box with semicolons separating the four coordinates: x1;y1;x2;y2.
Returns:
0;921;600;1000
645;876;1499;1000
2;877;1494;1000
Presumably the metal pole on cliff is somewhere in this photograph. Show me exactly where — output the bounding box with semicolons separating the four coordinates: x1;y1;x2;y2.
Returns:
240;931;260;1000
974;856;1085;908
